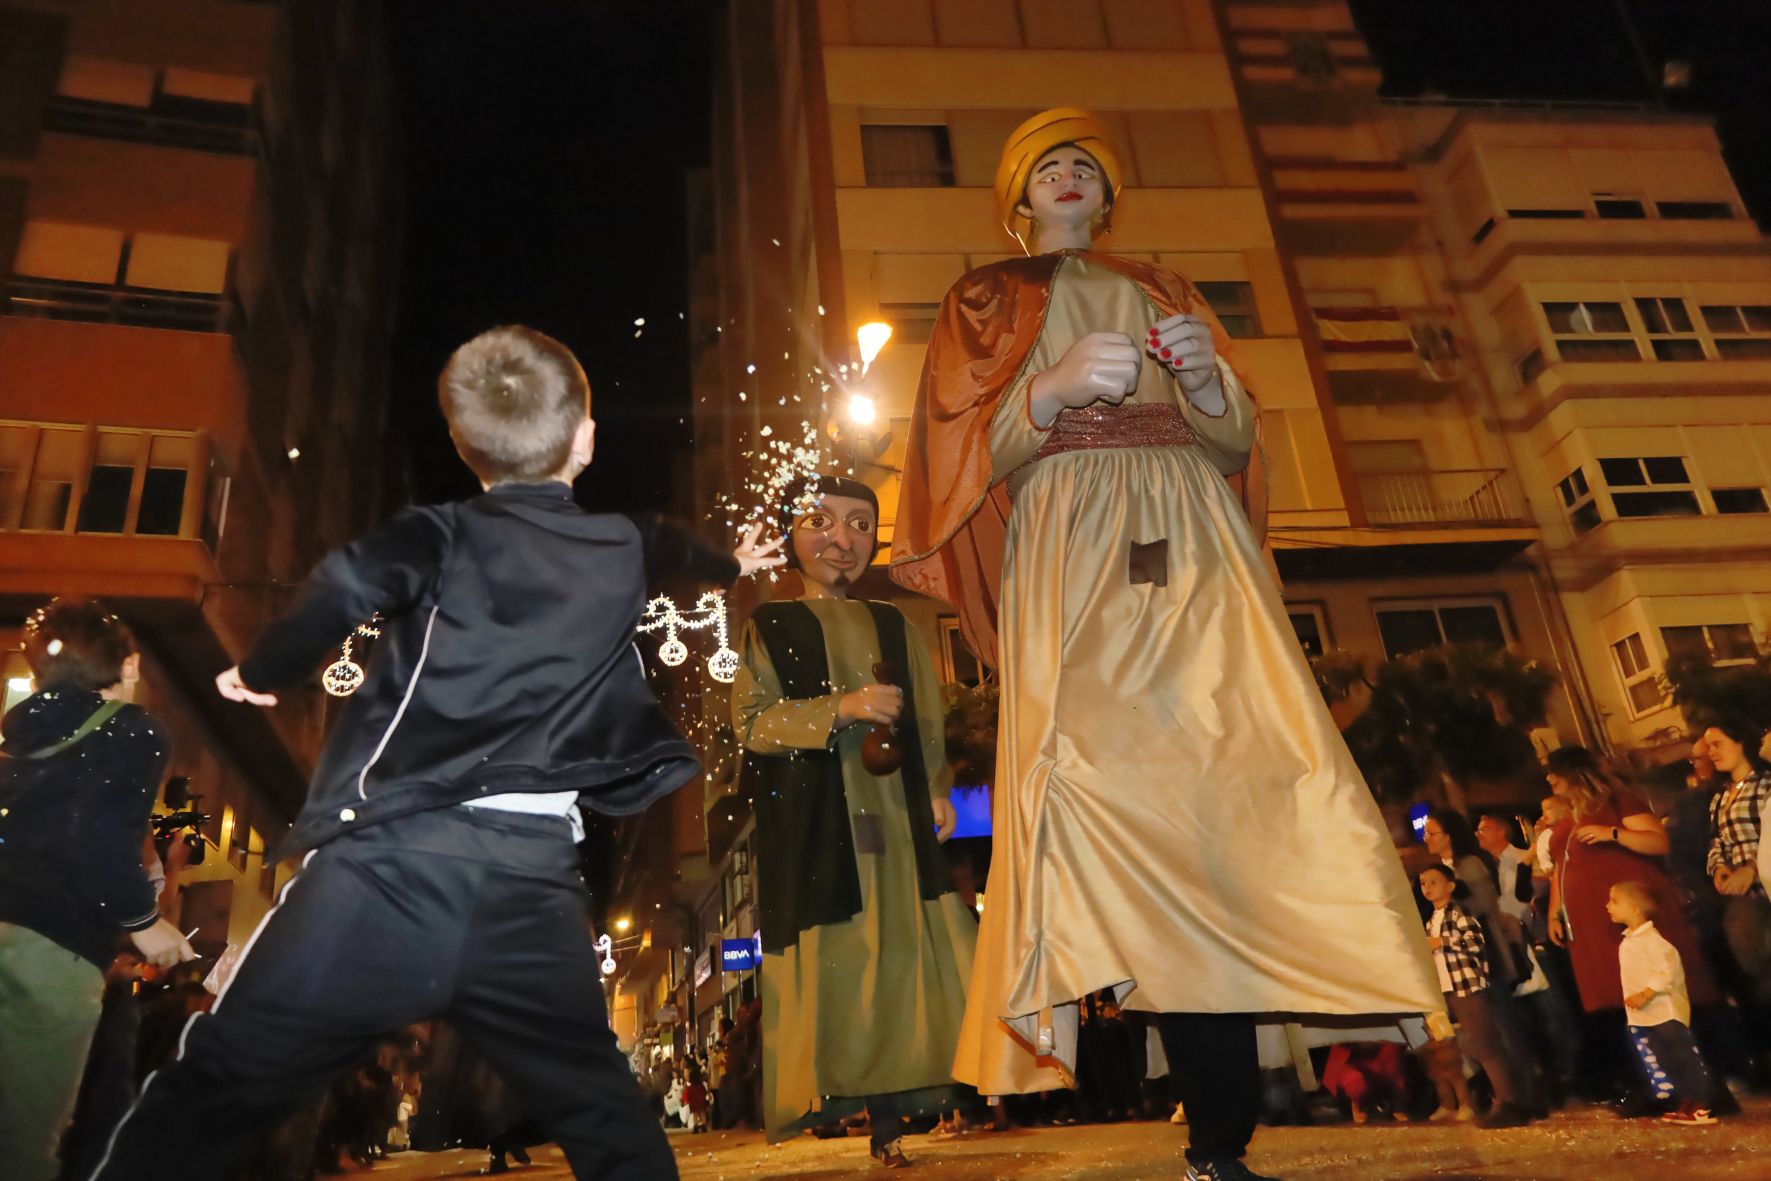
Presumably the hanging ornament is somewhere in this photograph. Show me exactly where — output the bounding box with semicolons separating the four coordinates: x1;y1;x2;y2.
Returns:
322;618;382;698
707;646;741;685
595;933;617;977
637;592;738;683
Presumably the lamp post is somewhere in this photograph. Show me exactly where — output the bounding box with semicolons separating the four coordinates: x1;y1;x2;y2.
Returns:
839;320;892;475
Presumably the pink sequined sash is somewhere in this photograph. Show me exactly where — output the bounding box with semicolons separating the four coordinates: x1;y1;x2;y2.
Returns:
1028;402;1197;465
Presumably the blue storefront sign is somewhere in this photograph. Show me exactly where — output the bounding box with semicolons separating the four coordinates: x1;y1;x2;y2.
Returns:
720;936;761;972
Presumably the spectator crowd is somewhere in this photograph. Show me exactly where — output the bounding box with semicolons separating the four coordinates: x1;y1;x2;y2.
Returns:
4;595;1770;1177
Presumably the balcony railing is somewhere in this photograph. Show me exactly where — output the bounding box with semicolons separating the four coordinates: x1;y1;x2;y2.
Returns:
4;276;228;334
43;95;256;156
1360;469;1527;528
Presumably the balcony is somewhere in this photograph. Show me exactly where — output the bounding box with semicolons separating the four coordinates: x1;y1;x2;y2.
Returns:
43;94;256;157
1271;158;1425;254
1316;306;1463;402
1315;306;1415;371
5;275;228;334
1359;469;1527;528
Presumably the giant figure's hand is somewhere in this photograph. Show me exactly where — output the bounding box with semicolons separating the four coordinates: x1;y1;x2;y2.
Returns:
1028;331;1141;427
1147;313;1219;394
835;684;903;729
932;797;957;843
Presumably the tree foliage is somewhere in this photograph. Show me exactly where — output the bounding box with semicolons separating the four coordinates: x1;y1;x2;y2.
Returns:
942;681;1000;788
1663;649;1771;736
1315;643;1557;806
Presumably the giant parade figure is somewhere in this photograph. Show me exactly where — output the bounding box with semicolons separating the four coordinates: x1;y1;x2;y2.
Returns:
732;476;976;1168
890;109;1441;1181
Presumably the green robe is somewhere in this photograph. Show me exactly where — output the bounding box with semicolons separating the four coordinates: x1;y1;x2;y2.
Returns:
733;597;977;1140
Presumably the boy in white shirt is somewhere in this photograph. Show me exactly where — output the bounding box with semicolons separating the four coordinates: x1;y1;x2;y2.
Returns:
1607;882;1717;1125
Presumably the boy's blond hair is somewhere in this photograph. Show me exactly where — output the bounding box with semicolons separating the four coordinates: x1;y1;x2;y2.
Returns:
1610;880;1658;917
438;326;591;484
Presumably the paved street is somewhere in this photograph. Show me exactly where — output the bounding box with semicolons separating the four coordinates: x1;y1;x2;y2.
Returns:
372;1099;1770;1180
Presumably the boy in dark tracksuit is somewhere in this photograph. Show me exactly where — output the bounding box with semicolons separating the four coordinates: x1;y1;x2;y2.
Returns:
91;326;783;1181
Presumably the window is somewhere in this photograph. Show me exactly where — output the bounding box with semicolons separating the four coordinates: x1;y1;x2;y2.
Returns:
139;435;193;535
1612;632;1664;715
1656;201;1733;220
6;222;230;333
1594;197;1647;219
1542;301;1639;362
1508;208;1586;220
4;652;35;715
1515;345;1546;387
1197;282;1259;338
1286;33;1336;81
881;302;938;345
860;124;955;187
201;453;231;552
1701;304;1771;360
1556;465;1601;534
1635;297;1703;361
939;616;981;687
1287;605;1328;659
45;57;256;156
0;422;202;537
1712;487;1769;514
22;427;83;531
1596;456;1701;518
1662;623;1756;667
1374;599;1509;661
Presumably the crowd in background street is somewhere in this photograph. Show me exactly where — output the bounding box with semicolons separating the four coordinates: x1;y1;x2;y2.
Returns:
4;596;1770;1177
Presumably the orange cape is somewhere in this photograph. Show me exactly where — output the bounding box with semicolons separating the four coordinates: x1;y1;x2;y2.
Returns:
887;252;1267;668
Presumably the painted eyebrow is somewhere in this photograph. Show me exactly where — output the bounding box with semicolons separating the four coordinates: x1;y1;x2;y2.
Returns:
1037;156;1097;174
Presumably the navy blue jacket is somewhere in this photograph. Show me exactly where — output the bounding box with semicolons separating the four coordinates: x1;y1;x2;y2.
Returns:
0;689;167;969
240;482;735;858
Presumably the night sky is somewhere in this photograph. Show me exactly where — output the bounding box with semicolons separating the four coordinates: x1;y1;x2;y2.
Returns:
387;0;712;513
383;0;1771;517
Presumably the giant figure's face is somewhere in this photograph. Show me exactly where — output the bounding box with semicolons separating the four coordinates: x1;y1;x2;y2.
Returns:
790;493;878;591
1018;145;1108;236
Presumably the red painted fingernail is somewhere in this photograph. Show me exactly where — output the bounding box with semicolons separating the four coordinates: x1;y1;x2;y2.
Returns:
1160;348;1172;358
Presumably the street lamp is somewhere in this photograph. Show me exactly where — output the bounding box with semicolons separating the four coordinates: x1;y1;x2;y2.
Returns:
856;320;892;376
833;321;894;475
614;916;632;933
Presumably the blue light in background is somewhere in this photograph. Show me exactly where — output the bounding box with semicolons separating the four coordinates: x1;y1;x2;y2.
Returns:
947;786;991;839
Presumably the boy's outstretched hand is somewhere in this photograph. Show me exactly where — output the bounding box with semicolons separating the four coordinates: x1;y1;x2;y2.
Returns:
216;666;279;708
734;523;788;577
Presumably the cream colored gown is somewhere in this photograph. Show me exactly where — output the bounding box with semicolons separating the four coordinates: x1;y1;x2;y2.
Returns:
952;254;1441;1094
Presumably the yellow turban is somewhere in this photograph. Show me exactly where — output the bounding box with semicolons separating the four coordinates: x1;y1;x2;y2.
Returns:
994;107;1124;248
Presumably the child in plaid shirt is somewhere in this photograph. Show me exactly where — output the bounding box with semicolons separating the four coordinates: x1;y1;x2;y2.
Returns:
1608;881;1718;1125
1419;863;1534;1128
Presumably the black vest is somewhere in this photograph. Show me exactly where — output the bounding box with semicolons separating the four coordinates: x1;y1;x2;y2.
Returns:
742;600;951;954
